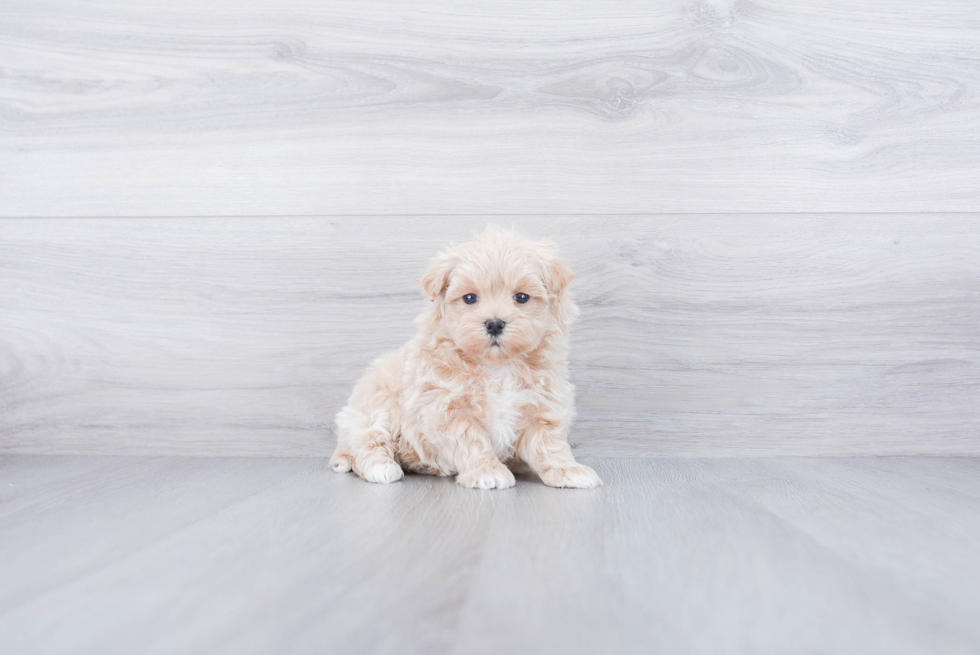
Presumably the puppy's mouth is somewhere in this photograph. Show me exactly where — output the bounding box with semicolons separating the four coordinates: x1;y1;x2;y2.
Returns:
487;335;507;349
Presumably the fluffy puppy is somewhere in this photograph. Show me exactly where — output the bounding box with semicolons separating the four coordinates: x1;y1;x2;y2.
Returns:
329;227;601;489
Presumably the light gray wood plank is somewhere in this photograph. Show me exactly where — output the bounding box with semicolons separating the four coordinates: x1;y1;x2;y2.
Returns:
833;456;980;499
700;457;980;640
0;457;500;655
1;216;978;456
2;457;978;654
0;455;124;510
0;456;314;612
2;0;979;215
453;458;980;655
826;458;980;549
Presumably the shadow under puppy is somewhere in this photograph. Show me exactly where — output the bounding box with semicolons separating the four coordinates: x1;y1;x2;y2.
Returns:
330;226;601;489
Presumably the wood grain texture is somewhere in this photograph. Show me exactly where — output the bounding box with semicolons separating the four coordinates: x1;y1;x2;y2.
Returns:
1;215;978;456
454;458;980;654
2;0;979;215
0;456;500;655
700;457;980;640
1;456;978;654
0;455;313;613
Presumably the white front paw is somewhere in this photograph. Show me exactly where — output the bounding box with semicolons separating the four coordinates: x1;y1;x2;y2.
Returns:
362;461;404;484
456;463;516;490
541;463;602;489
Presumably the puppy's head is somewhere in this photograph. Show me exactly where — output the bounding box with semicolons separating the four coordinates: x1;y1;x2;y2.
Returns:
419;226;575;363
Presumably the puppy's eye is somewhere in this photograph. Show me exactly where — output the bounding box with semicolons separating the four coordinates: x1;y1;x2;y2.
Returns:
462;293;478;305
514;293;530;304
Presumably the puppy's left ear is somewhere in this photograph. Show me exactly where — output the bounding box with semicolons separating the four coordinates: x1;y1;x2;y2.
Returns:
544;253;574;300
419;251;456;301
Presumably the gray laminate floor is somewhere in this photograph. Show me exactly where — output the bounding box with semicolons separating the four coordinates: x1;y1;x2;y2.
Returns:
1;456;978;655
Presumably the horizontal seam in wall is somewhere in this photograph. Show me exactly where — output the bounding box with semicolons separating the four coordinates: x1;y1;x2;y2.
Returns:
1;212;979;219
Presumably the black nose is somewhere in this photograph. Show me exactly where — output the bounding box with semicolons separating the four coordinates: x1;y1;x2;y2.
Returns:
485;318;506;336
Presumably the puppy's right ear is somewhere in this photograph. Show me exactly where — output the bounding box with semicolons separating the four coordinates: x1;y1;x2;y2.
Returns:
419;252;455;301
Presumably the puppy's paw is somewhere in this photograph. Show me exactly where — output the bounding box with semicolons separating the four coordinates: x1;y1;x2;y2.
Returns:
362;460;404;484
456;462;516;490
540;463;602;489
329;452;353;473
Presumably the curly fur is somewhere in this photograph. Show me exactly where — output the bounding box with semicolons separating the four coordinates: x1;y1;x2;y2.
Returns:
329;226;601;489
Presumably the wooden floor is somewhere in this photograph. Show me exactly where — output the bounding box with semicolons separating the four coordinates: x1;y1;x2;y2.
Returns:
1;455;979;655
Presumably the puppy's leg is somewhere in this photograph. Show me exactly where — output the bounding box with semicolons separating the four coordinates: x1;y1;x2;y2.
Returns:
517;422;602;489
332;351;407;484
328;449;354;473
329;406;355;473
333;406;403;484
451;422;515;490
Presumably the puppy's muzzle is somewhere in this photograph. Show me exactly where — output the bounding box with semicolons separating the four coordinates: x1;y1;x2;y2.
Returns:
485;318;506;337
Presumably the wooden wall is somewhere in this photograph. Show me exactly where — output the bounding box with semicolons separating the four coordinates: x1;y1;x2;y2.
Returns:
1;0;979;456
2;217;977;456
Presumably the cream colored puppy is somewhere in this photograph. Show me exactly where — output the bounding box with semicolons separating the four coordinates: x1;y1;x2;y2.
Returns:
329;227;601;490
